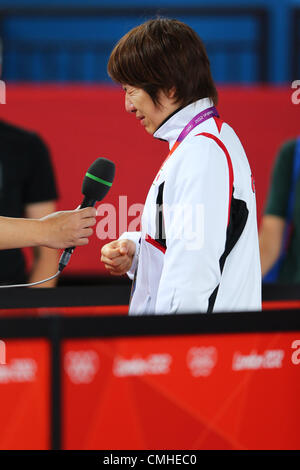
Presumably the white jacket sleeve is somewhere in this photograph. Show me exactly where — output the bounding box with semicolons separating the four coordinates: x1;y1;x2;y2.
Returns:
119;231;141;280
155;137;230;313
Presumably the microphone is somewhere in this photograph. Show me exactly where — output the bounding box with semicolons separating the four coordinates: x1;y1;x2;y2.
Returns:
0;157;115;289
58;157;115;272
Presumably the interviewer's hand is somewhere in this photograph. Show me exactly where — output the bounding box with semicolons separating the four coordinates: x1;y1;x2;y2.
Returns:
101;239;136;276
39;207;97;249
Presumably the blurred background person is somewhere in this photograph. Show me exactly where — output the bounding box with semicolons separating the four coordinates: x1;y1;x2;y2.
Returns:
259;137;300;283
0;38;59;286
0;120;59;286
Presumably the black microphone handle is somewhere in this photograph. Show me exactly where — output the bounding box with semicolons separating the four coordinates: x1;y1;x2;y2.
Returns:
66;197;97;253
79;196;97;209
58;196;97;271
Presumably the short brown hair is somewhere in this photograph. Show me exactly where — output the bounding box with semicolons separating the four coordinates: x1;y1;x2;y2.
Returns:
107;18;218;107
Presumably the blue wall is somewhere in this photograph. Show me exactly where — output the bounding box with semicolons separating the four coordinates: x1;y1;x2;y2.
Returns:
0;0;299;84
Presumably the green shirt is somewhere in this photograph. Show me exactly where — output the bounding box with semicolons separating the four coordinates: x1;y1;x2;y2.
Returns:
264;138;300;282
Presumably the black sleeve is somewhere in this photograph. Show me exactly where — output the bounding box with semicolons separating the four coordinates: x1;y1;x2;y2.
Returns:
22;132;58;205
264;139;296;219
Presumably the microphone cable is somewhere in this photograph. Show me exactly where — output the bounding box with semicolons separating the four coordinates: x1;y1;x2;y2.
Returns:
0;271;60;288
0;247;76;288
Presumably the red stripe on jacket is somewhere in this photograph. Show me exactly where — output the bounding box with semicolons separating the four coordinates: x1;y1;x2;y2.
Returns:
145;234;166;253
195;132;234;226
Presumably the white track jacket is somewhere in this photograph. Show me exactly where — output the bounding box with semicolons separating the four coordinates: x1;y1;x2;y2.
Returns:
121;98;262;314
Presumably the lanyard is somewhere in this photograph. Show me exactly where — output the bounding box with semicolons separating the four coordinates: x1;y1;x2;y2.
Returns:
155;105;219;182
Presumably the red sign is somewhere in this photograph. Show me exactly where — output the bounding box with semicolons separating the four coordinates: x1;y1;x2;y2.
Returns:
62;332;300;450
0;339;51;450
1;85;299;276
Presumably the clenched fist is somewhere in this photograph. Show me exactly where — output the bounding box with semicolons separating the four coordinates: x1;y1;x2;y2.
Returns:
101;239;136;276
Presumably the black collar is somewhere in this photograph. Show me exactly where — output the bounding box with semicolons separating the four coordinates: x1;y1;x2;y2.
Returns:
153;105;185;140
